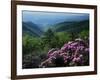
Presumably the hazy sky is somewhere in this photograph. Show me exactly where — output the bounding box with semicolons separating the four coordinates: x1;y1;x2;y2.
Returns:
22;11;89;26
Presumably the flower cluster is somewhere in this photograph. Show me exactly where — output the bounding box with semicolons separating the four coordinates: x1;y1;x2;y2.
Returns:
39;38;89;67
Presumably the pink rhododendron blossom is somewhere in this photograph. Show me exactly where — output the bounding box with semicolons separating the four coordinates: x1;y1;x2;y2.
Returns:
41;38;89;67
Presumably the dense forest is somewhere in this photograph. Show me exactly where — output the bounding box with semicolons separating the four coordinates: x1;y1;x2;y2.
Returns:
22;20;89;68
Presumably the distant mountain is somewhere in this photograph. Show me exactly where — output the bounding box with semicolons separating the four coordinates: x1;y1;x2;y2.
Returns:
53;20;89;33
22;22;43;37
36;23;53;32
22;20;89;37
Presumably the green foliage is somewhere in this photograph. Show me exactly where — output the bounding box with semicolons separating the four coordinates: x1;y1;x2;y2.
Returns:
41;29;60;51
69;32;79;41
79;30;89;40
55;32;72;46
22;34;41;55
22;28;74;56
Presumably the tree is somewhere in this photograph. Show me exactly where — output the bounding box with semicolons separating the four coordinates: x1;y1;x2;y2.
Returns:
56;32;72;46
22;34;41;55
42;29;55;48
69;32;78;41
79;30;89;40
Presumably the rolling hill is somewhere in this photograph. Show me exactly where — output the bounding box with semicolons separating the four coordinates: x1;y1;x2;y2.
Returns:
22;22;43;37
53;20;89;33
22;20;89;37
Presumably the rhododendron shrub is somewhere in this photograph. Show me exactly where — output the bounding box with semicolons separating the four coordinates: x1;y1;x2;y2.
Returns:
39;38;89;68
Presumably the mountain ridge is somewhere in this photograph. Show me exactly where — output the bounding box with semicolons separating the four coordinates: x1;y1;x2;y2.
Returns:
22;21;43;37
22;20;89;37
